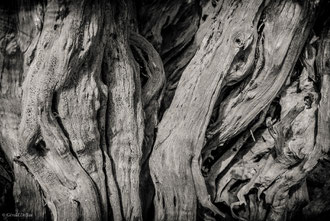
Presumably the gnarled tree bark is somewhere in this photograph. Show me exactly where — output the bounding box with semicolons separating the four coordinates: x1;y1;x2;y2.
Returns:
0;0;329;221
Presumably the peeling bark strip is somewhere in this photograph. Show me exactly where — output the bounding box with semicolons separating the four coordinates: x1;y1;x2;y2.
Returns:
129;31;166;166
129;31;166;219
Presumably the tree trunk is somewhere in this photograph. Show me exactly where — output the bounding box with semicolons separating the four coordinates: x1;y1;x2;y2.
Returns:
0;0;329;221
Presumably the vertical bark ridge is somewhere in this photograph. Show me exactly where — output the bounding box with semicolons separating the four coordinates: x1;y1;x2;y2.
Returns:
0;2;47;220
129;31;166;219
18;1;104;220
103;1;144;220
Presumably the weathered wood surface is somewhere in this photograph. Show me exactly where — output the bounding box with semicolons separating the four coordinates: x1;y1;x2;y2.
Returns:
0;2;47;220
149;0;319;220
0;0;329;221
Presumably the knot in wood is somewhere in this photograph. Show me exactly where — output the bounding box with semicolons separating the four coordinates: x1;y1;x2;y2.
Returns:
304;93;314;109
233;32;245;48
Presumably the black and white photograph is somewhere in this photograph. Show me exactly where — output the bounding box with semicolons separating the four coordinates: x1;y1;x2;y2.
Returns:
0;0;330;220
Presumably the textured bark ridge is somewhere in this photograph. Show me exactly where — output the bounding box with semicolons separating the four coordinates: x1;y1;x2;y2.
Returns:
0;0;330;221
